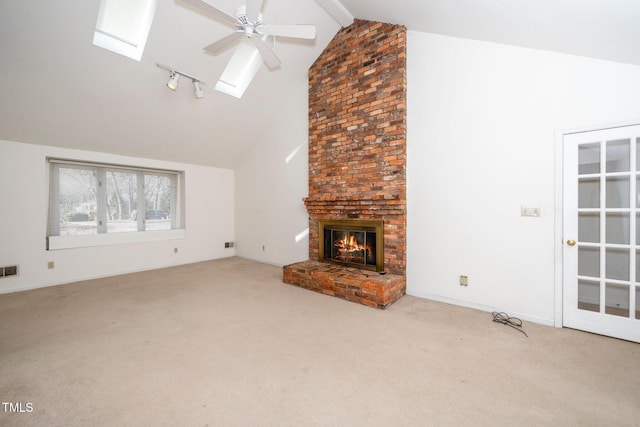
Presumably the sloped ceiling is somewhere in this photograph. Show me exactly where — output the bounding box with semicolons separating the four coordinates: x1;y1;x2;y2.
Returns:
0;0;638;169
340;0;640;66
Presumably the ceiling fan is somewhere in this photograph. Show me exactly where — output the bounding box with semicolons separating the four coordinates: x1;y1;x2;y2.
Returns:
182;0;316;97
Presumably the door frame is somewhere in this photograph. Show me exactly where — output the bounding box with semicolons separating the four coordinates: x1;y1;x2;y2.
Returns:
554;120;640;329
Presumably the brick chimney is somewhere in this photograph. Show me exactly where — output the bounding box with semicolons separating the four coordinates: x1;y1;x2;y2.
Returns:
283;20;407;309
306;19;407;276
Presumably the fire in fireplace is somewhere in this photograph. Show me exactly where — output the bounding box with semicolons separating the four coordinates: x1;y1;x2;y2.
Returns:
318;219;384;272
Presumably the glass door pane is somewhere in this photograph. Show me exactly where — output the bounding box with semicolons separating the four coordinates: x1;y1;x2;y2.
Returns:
579;143;600;174
606;139;630;172
578;213;600;243
605;248;629;281
605;283;629;317
578;280;600;313
579;178;600;208
606;213;630;244
606;176;629;208
578;247;600;278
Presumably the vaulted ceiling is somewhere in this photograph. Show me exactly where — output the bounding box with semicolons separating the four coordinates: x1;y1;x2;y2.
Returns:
1;0;638;169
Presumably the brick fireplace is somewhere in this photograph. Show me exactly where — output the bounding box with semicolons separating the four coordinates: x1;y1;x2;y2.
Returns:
283;20;407;309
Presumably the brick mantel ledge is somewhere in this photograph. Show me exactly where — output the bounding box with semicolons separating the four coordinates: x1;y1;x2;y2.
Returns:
304;197;406;215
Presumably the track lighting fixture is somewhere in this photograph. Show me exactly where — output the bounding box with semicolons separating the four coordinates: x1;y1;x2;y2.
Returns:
157;63;206;99
167;71;180;91
193;80;204;99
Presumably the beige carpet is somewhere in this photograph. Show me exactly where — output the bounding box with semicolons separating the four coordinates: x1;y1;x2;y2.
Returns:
1;257;639;426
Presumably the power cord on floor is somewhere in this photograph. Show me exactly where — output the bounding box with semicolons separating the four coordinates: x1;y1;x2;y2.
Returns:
492;311;528;337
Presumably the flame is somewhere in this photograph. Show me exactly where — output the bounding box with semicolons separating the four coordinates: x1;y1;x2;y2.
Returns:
334;233;373;262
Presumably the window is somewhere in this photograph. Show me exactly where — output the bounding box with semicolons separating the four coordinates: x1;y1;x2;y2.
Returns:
47;159;184;250
93;0;157;61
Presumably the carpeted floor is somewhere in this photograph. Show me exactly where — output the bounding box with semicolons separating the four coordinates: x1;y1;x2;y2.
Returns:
1;257;639;426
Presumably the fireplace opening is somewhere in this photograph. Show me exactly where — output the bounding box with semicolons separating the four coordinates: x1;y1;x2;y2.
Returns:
319;219;384;272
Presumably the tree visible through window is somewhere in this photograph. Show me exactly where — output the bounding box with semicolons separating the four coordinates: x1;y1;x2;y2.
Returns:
58;166;98;235
48;160;179;237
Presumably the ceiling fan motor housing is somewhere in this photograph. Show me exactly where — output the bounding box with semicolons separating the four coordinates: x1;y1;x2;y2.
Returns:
234;5;264;37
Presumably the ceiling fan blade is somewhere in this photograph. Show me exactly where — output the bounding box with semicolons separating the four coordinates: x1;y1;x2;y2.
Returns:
180;0;238;26
203;31;244;54
251;37;281;69
245;0;264;22
261;24;316;40
315;0;354;28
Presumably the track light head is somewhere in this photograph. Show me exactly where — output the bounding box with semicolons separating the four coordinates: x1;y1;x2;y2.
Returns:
193;80;204;99
167;71;180;91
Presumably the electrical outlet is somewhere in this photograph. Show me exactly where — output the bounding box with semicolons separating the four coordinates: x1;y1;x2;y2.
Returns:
48;261;55;269
460;275;468;286
173;247;178;254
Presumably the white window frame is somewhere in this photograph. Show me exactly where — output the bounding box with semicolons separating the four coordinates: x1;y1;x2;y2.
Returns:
47;158;185;250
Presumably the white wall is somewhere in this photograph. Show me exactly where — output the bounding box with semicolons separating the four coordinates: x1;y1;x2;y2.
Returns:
0;139;235;293
407;31;640;325
234;84;310;267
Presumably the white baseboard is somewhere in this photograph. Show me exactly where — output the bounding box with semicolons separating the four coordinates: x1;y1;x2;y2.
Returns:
0;255;235;294
406;290;556;327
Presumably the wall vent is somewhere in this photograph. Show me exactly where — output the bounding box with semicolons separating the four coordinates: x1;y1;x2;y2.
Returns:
0;265;18;278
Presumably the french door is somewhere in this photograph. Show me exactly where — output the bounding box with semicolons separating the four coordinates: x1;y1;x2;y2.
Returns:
563;124;640;342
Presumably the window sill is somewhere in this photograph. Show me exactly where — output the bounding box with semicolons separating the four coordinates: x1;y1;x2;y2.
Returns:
47;229;186;250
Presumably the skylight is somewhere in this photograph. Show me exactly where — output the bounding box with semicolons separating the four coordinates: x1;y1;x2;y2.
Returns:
93;0;157;61
215;36;275;99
